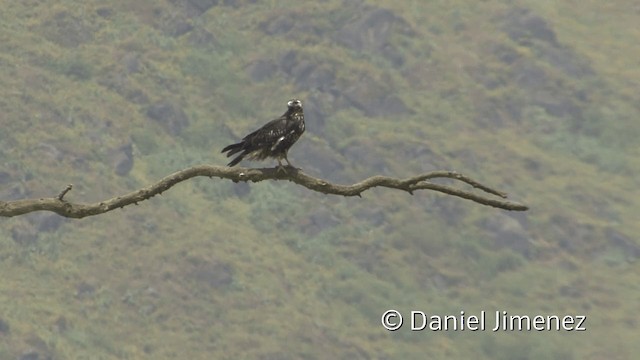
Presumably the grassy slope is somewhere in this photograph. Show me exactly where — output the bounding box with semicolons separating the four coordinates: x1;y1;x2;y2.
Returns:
0;0;638;358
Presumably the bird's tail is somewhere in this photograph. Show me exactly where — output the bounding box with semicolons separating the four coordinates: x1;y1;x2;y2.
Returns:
227;152;245;167
221;142;244;157
222;142;247;167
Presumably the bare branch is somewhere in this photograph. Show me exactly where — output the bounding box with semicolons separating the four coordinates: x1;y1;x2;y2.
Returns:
0;166;528;218
57;184;73;201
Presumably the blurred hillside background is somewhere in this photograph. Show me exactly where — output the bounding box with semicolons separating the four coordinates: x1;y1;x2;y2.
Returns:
1;0;639;359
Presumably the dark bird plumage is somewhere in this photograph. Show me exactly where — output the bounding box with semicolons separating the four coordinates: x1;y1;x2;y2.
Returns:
222;99;305;169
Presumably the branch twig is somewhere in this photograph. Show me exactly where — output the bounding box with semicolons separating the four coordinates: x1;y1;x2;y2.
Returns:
0;166;528;218
57;184;73;201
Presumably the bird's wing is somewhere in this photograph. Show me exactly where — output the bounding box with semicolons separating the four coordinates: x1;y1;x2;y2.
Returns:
242;116;288;147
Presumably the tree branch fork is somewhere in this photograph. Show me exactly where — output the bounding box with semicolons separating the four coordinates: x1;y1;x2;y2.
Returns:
0;165;528;218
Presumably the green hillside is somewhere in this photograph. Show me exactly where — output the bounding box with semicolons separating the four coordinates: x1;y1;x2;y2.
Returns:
1;0;638;358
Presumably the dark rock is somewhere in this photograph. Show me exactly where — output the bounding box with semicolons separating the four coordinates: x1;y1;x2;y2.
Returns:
514;61;548;90
37;143;63;162
233;182;251;198
540;45;594;79
342;139;385;172
523;157;542;176
261;14;295;35
294;64;335;90
175;0;247;18
170;20;194;37
76;282;96;299
128;88;150;105
342;76;411;117
23;334;53;360
111;142;134;176
354;206;386;227
559;282;584;298
503;8;558;46
511;60;582;119
472;52;585;126
492;44;522;65
433;197;466;226
0;184;26;201
96;8;113;18
428;273;458;290
187;28;218;47
446;148;483;172
337;7;414;67
259;352;294;360
11;222;38;246
0;318;9;335
549;215;596;252
471;8;594;127
36;214;65;232
185;0;220;16
502;7;593;79
379;95;411;115
39;11;93;48
350;242;384;273
258;9;323;39
98;72;150;105
303;93;334;134
247;60;277;82
259;5;413;67
19;351;39;360
188;258;234;289
516;61;582;120
538;97;581;119
53;316;68;333
146;101;190;135
280;50;298;70
122;53;142;74
12;212;67;236
277;52;339;92
398;141;438;163
63;58;93;80
294;141;344;177
300;208;341;236
0;171;11;184
605;228;640;260
157;14;194;37
478;213;532;257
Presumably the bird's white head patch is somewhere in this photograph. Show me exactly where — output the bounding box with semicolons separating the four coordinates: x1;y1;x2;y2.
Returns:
288;99;302;108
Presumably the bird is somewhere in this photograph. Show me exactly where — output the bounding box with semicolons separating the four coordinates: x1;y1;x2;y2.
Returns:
221;99;305;170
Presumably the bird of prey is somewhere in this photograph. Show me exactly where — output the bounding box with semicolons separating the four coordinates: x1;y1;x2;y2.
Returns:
221;99;305;170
